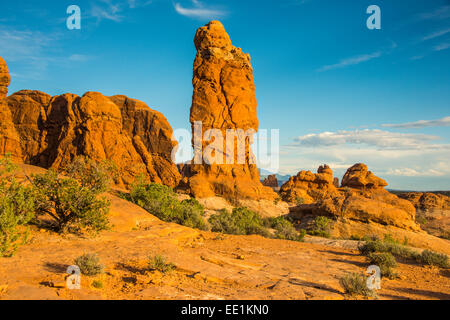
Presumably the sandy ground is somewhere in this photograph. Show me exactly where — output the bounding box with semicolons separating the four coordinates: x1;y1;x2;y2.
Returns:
0;164;449;300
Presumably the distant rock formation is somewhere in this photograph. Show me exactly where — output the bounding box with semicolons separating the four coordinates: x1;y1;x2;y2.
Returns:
283;163;419;230
262;174;278;188
180;21;276;201
0;56;180;188
397;192;450;212
341;163;388;189
333;177;339;188
279;164;337;203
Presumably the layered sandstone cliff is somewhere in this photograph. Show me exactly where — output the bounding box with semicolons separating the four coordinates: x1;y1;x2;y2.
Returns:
0;57;180;188
180;21;276;201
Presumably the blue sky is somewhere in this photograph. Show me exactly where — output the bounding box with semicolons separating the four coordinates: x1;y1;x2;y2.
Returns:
0;0;449;190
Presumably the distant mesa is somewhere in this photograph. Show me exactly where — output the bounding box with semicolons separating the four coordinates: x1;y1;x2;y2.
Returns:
262;174;279;188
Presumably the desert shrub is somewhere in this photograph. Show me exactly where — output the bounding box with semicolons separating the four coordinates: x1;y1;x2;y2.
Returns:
366;252;397;279
339;273;375;297
359;238;419;260
64;156;117;193
295;197;305;205
209;207;270;237
124;181;208;231
265;217;305;241
307;216;331;238
33;170;110;234
91;279;104;289
74;253;104;276
418;250;449;268
148;254;175;273
0;155;36;257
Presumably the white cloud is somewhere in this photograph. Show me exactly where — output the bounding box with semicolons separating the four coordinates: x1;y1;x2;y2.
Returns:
280;128;450;189
292;129;443;150
434;42;450;51
174;1;227;19
416;5;450;21
382;116;450;129
69;54;92;62
317;51;382;72
421;28;450;41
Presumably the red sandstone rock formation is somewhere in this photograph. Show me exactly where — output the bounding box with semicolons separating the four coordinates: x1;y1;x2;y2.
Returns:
0;56;180;188
341;163;388;189
181;21;276;200
262;175;278;188
283;163;419;230
279;164;337;203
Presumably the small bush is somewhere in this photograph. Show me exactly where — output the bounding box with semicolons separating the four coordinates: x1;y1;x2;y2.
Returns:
124;181;208;231
0;155;36;257
295;197;305;205
419;250;449;268
339;273;375;297
148;254;175;273
265;217;305;241
33;170;110;234
358;239;418;260
74;253;104;276
91;280;104;289
64;156;117;194
366;252;397;279
308;216;331;238
209;207;270;237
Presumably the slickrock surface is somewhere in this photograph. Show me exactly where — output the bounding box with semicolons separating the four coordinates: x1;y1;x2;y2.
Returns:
0;163;448;300
0;56;180;188
180;21;276;201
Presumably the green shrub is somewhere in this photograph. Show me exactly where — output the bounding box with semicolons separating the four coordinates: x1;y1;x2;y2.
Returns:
124;181;208;231
265;217;305;241
91;279;104;289
339;273;375;297
419;250;449;268
0;155;36;257
295;197;305;205
209;207;270;237
358;238;419;260
64;156;117;194
74;253;104;276
148;254;175;273
308;216;331;238
33;170;110;234
366;252;397;279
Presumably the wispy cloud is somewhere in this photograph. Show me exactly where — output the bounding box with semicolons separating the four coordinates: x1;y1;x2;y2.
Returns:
382;116;450;129
434;42;450;51
89;0;153;23
421;28;450;41
291;129;444;150
416;5;450;21
317;51;382;72
68;54;92;62
174;0;227;19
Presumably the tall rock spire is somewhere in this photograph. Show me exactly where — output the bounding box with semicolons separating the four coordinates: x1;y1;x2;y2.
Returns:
184;21;277;201
0;56;11;99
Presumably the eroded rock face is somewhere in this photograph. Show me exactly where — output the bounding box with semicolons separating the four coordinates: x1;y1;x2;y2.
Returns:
341;163;388;189
0;58;23;161
280;165;337;203
397;192;450;212
0;57;10;99
182;21;276;200
0;57;180;188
